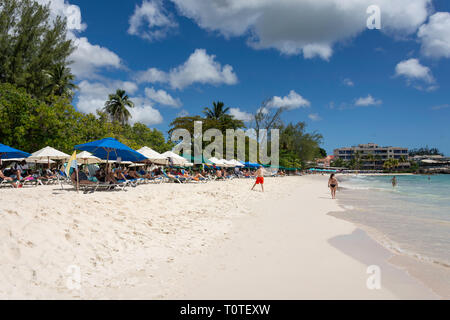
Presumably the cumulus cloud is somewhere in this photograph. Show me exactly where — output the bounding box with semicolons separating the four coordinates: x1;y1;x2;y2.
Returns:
267;90;310;110
354;94;382;107
136;49;238;89
395;58;435;87
76;80;163;126
229;108;254;122
69;36;122;78
145;87;182;107
37;0;122;79
308;113;322;121
37;0;86;31
418;12;450;59
128;0;178;41
171;0;431;60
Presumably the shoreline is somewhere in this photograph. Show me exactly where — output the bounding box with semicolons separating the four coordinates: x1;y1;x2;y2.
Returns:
0;176;441;299
330;177;450;299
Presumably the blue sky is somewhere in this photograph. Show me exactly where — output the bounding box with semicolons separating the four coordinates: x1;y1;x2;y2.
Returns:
43;0;450;155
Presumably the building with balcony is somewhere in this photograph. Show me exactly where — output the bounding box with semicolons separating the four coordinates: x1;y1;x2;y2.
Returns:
333;143;409;169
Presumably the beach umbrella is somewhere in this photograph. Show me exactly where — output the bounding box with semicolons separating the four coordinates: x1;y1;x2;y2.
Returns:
222;159;238;167
228;159;245;167
75;138;147;162
76;151;101;165
208;157;225;166
28;146;70;167
161;151;188;166
0;144;30;165
137;146;167;165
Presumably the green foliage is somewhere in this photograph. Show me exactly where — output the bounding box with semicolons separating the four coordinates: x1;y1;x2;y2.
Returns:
0;83;171;154
279;122;323;164
203;101;230;119
0;0;74;100
104;89;135;125
409;146;443;156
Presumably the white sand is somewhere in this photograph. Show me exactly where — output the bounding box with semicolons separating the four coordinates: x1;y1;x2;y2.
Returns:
0;176;438;299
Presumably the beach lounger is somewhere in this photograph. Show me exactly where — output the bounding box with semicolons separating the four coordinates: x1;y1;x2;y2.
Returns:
162;170;183;183
0;178;15;188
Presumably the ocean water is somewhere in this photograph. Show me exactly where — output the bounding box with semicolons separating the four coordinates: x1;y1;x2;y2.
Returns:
333;174;450;268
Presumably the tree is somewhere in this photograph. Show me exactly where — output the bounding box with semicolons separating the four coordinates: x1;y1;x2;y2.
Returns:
409;146;443;156
104;89;135;125
331;158;346;168
279;122;323;163
0;83;171;154
44;63;78;99
383;159;399;172
0;0;75;100
203;101;230;120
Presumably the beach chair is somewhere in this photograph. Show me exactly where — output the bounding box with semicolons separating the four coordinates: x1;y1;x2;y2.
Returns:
0;178;15;188
162;170;183;183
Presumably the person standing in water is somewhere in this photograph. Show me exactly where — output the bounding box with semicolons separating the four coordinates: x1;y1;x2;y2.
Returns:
251;165;265;192
391;176;397;188
328;174;338;199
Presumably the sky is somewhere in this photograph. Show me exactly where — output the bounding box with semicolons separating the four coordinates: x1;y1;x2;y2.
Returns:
39;0;450;155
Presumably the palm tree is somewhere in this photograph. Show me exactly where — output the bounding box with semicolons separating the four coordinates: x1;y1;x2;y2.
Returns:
104;89;135;125
44;64;78;98
203;101;230;120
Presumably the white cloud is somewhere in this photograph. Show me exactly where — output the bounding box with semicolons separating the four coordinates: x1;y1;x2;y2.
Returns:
37;0;86;31
354;94;382;107
37;0;122;79
145;87;182;107
76;80;162;126
308;113;322;121
136;49;238;89
128;0;178;41
267;90;310;110
229;108;254;122
395;58;434;83
418;12;450;59
343;78;354;87
129;97;164;126
77;80;138;114
69;36;122;78
171;0;431;60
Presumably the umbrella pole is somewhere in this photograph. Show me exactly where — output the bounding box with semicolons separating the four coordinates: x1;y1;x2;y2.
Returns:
76;168;79;193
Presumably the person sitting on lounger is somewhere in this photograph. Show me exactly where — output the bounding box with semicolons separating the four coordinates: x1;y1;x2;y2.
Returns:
71;170;96;185
215;169;223;179
0;168;20;187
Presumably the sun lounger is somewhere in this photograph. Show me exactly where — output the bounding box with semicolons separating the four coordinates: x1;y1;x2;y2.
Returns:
0;178;15;188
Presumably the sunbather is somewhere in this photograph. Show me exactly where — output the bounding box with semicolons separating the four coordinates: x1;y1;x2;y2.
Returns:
0;169;19;187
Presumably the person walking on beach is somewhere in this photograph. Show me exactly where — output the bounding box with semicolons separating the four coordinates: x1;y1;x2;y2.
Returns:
391;176;397;188
328;174;338;199
251;165;265;192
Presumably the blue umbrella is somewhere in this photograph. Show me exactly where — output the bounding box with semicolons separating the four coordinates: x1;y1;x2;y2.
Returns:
74;138;147;162
0;143;30;160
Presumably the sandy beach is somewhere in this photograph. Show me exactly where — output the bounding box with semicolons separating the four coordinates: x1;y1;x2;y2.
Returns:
0;175;439;299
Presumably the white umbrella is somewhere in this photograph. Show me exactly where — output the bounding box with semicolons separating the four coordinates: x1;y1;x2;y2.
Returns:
222;159;238;167
137;146;167;165
228;159;245;167
161;151;188;166
77;151;101;165
28;146;70;167
209;157;229;167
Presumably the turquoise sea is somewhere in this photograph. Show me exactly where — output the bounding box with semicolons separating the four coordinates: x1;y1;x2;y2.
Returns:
334;174;450;268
